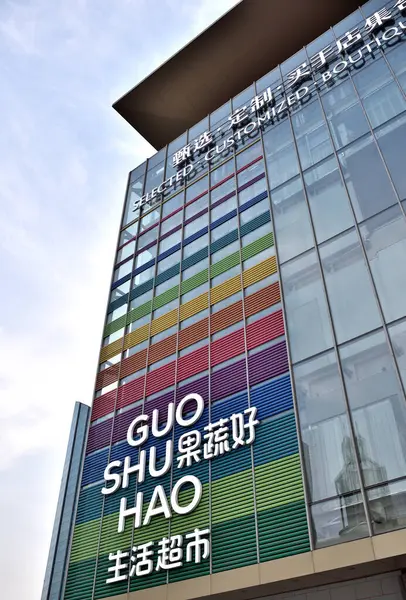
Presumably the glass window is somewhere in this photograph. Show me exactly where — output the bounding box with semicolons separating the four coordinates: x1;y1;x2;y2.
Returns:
321;79;370;149
145;161;165;193
129;288;153;310
238;174;267;206
154;299;178;319
160;211;182;236
367;480;406;535
360;205;406;323
127;314;150;333
110;281;130;303
152;325;177;345
99;353;121;372
113;261;132;283
184;213;208;239
120;369;145;385
295;351;359;502
188;117;209;143
388;319;406;390
140;205;160;229
212;265;240;287
149;354;176;372
107;305;127;324
155;275;178;297
340;330;406;485
185;195;208;221
236;141;261;171
179;339;207;357
186;176;208;203
291;100;333;170
242;222;272;247
182;258;209;281
166;132;188;179
264;120;300;189
232;84;254;110
281;250;334;362
135;246;156;269
125;340;148;358
123;176;143;226
256;67;281;94
304;155;353;244
180;308;209;330
157;250;181;275
119;223;137;246
183;234;208;259
210;101;231;127
103;327;125;347
385;44;406;94
244;273;278;297
117;241;135;264
333;9;363;36
211;291;242;313
320;229;381;343
159;230;181;254
147;148;165;170
162;191;183;218
306;29;334;58
211;215;238;242
271;176;314;263
352;58;406;129
182;282;208;304
210;178;235;206
238;157;264;187
240;198;270;225
211;196;237;222
338;134;398;222
375;113;406;202
211;159;234;187
137;226;158;251
211;240;239;264
244;247;274;270
311;493;367;548
212;321;242;341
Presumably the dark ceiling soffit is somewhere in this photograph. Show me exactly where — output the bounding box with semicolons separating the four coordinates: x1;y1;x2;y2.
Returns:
113;0;361;150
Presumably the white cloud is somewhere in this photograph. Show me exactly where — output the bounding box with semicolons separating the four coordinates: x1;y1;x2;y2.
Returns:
0;0;240;598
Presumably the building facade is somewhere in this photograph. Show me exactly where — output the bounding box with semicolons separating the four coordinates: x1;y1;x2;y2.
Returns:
41;402;90;600
60;1;406;600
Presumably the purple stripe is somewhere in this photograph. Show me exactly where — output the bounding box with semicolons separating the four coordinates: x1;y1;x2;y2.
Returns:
112;405;142;444
177;375;209;403
144;390;175;420
184;207;208;227
211;190;236;210
86;419;113;454
248;341;288;386
211;358;247;402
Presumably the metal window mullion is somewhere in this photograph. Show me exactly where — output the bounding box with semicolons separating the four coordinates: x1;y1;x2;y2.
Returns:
258;66;315;550
234;137;261;566
207;167;214;577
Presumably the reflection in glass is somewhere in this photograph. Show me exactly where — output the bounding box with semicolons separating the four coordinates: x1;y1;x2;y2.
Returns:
271;176;314;263
338;134;398;222
388;319;406;390
264;120;300;189
352;58;406;129
123;177;143;226
319;229;381;343
291;100;333;170
375;113;406;202
360;205;406;323
281;250;333;363
304;155;354;243
340;331;406;485
321;79;369;149
385;44;406;94
311;493;368;548
367;480;406;534
145;161;165;193
295;351;359;502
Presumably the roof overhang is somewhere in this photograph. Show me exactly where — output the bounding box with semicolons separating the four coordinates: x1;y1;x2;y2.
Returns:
113;0;361;150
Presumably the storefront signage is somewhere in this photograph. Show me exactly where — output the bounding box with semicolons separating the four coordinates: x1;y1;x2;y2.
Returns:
132;3;406;215
103;393;259;584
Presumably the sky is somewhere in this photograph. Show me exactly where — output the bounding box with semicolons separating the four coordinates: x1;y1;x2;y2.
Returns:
0;1;240;598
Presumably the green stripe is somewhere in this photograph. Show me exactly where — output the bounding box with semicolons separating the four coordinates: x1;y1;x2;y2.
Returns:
69;452;302;563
